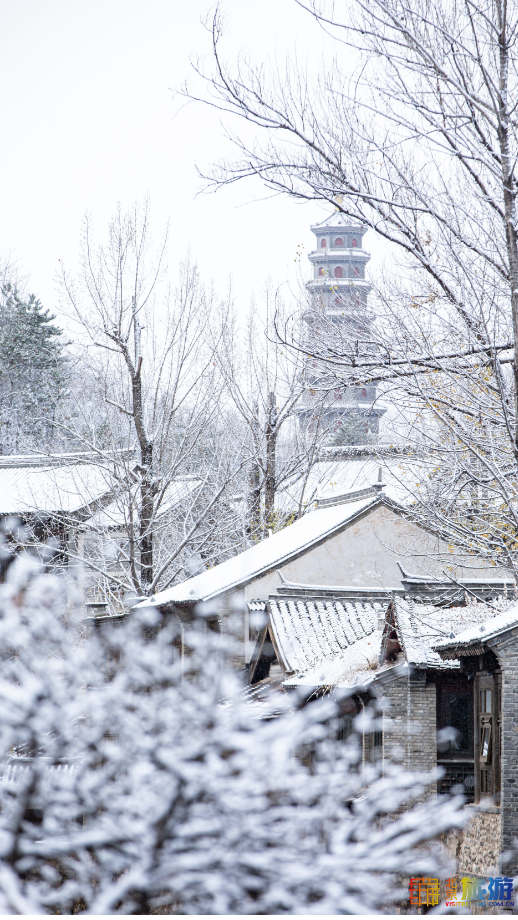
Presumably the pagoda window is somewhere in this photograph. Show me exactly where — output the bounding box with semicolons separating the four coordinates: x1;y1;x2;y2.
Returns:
334;237;344;247
320;238;326;248
334;266;343;278
318;267;325;276
353;265;360;276
352;238;358;248
361;388;367;397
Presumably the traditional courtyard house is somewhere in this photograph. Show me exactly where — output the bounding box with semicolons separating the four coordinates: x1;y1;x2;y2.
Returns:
0;452;115;592
247;591;513;876
78;474;201;612
0;452;200;614
276;444;438;514
141;480;511;668
433;606;518;875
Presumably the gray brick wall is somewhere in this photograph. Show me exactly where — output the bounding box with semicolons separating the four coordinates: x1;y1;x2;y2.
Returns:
382;670;437;794
490;637;517;871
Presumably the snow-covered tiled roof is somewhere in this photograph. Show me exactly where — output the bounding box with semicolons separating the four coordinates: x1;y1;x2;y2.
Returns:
268;593;386;678
137;494;382;608
0;460;114;515
392;598;497;669
433;602;518;659
281;635;383;690
275;457;421;512
311;212;364;231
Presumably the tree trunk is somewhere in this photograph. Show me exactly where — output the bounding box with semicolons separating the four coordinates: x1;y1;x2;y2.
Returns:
247;462;261;536
130;342;154;594
496;1;518;453
140;442;154;593
264;391;277;525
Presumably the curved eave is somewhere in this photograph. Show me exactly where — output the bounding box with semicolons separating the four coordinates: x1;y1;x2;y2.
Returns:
306;280;371;291
308;249;370;263
310;218;367;234
435;642;485;660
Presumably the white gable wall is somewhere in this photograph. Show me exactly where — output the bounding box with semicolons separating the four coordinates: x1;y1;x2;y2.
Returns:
220;503;505;664
246;503;499;601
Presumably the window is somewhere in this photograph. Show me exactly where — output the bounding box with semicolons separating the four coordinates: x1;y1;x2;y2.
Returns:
437;682;474;757
481;726;492;760
318;267;325;276
361;388;367;397
334;266;343;278
320;238;326;248
352;238;358;247
481;689;492;712
334;237;344;247
354;265;360;276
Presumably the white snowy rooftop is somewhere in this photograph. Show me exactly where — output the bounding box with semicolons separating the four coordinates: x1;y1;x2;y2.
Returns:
83;478;202;530
433;602;518;658
279;596;504;690
276;456;421;512
139;493;382;608
282;633;383;690
0;456;114;515
390;598;501;669
311;212;365;231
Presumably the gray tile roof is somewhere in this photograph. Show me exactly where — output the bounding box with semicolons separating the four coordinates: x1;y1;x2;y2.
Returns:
268;594;387;676
392;598;495;669
433;601;518;659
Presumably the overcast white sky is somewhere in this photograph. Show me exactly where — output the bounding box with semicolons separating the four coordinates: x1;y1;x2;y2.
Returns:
0;1;374;324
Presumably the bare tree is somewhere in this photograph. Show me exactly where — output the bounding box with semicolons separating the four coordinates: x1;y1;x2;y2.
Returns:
58;202;245;601
182;0;518;579
218;284;330;537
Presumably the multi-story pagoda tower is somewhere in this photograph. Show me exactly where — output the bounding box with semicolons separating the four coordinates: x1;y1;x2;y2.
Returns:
299;210;384;443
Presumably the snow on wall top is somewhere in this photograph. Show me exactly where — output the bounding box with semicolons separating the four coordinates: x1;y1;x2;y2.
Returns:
141;495;381;607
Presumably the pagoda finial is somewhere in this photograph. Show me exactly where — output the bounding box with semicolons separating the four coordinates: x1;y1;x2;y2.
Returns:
334;194;343;211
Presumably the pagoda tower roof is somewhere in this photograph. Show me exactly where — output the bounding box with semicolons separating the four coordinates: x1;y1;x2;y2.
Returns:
310;211;366;234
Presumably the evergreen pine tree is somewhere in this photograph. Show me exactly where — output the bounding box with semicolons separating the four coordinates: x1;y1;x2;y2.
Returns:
330;411;376;446
0;283;68;454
